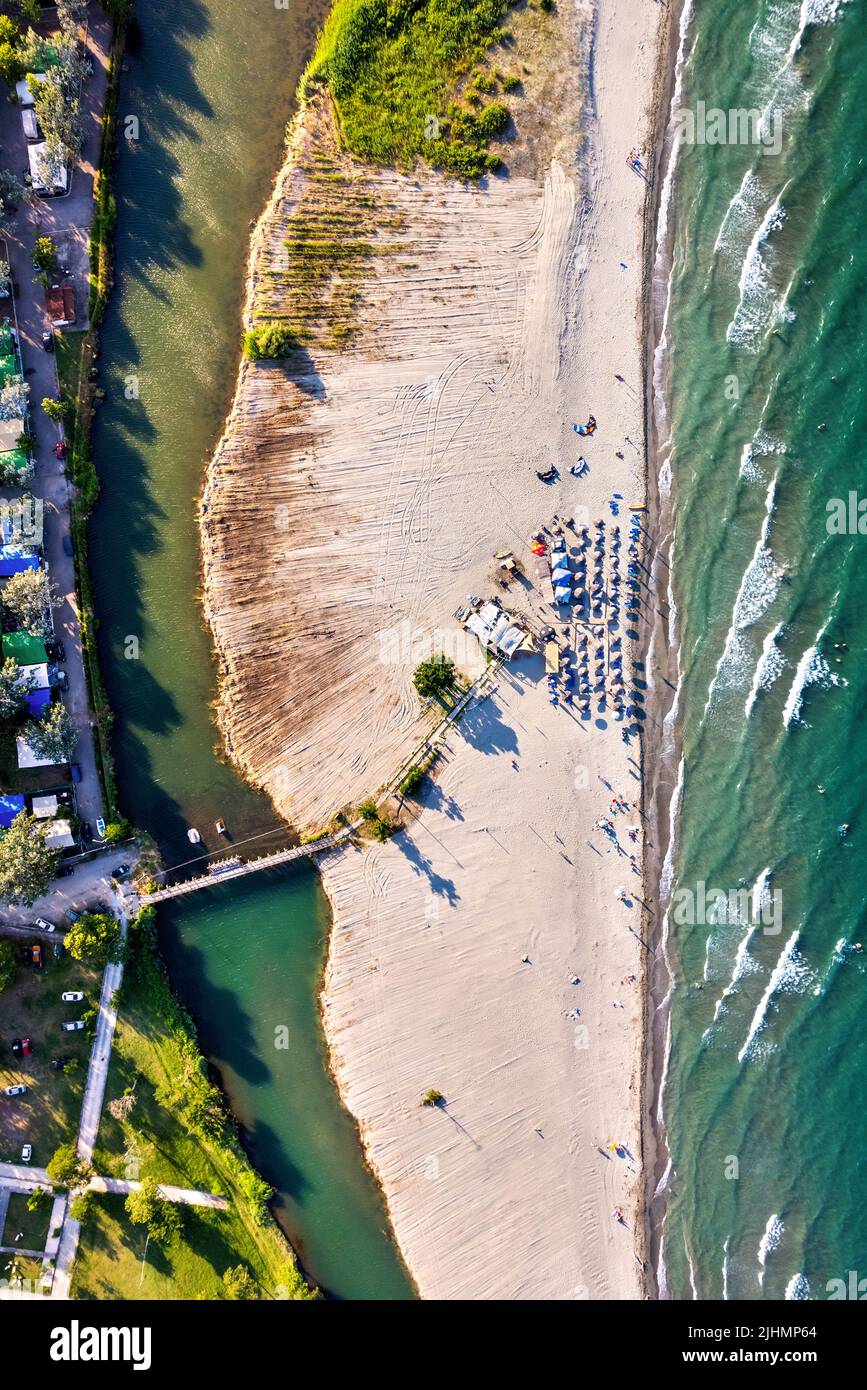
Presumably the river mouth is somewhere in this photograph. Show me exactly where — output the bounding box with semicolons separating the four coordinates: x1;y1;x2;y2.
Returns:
87;0;414;1299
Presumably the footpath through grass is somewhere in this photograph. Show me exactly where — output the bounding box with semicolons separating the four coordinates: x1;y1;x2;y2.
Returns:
72;911;314;1301
303;0;522;176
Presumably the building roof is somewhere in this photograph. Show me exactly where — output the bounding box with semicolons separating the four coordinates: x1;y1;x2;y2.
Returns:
30;794;58;819
16;735;59;769
44;819;74;849
0;420;26;453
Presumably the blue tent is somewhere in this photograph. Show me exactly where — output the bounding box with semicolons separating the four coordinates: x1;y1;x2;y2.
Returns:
26;688;52;716
0;792;26;828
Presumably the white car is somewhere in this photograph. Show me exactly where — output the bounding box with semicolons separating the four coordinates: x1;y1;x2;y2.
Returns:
35;918;55;932
21;1144;32;1163
61;991;84;1003
3;1084;27;1096
60;1021;84;1032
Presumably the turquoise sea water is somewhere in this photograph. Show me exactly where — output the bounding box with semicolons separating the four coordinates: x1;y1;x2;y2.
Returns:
657;0;867;1299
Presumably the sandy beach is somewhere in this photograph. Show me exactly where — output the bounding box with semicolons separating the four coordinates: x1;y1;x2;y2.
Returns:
202;0;670;1298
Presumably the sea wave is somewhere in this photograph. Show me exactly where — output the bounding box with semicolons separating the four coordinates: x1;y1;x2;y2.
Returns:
726;189;791;350
781;629;846;729
737;931;811;1063
788;0;850;59
744;621;786;718
758;1213;784;1287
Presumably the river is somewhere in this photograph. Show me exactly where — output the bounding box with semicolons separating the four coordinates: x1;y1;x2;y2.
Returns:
87;0;414;1300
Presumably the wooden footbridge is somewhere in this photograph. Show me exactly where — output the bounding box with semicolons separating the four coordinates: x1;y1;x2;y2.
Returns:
138;830;350;906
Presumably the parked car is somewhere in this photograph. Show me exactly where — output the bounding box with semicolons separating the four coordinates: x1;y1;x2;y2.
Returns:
61;1021;84;1032
56;864;74;878
52;942;63;960
51;668;69;691
66;909;80;924
41;331;54;352
11;1038;22;1056
31;943;42;969
62;534;73;558
70;763;82;783
51;1057;71;1071
61;991;83;1003
3;1084;27;1096
21;1038;31;1056
46;639;66;662
35;917;55;932
21;1143;32;1163
111;864;131;880
80;822;93;843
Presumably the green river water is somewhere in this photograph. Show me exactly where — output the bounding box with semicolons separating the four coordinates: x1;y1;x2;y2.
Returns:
87;0;414;1299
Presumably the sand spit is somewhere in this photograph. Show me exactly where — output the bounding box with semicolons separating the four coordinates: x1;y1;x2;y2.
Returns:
203;0;668;1299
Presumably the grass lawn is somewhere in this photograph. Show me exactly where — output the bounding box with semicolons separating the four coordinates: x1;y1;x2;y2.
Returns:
1;1189;54;1252
0;1252;49;1293
0;944;100;1165
72;913;313;1301
54;329;88;413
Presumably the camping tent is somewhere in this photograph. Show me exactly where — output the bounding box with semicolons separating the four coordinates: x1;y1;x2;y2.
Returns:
0;792;26;828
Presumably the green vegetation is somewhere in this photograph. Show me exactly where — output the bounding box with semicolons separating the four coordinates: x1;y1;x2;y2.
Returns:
223;1263;259;1300
41;396;68;423
125;1177;182;1246
24;701;75;764
399;764;425;796
413;654;456;698
421;1089;445;1107
0;947;97;1163
0;1188;52;1252
1;566;58;638
242;319;298;361
0;939;15;992
64;912;123;968
32;235;58;276
0;814;59;905
46;1142;92;1190
73;909;315;1301
303;0;515;177
369;815;393;841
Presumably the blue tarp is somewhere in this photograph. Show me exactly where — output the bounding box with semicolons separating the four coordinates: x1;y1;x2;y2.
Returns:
0;552;39;576
25;688;52;717
0;792;26;828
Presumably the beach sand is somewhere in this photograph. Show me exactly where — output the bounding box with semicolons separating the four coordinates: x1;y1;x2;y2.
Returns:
202;0;669;1297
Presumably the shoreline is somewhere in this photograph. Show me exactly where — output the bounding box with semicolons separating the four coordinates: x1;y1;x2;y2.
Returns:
640;0;692;1299
200;0;675;1298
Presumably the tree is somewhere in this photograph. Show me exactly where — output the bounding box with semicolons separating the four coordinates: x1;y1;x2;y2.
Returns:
32;69;83;166
0;376;29;420
125;1178;182;1246
1;567;58;637
32;235;57;274
0;813;58;905
0;939;16;993
65;912;123;968
0;260;11;297
243;320;297;361
399;764;424;796
0;41;23;87
358;800;378;822
46;1143;91;1190
26;702;75;764
413;655;456;699
223;1265;259;1300
0;656;36;719
41;397;68;423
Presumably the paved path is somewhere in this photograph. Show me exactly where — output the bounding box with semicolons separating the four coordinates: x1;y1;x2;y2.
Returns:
0;9;112;830
77;910;127;1164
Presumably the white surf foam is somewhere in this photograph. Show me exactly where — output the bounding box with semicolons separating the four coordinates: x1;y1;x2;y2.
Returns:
785;1272;811;1299
745;621;786;718
758;1214;784;1286
726;188;791;350
738;931;811;1063
782;618;847;728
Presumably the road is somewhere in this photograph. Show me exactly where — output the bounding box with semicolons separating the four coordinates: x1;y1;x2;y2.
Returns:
0;8;112;830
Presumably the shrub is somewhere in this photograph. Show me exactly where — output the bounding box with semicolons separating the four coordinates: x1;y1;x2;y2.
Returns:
243;320;297;361
399;765;425;796
502;73;521;92
370;816;392;842
413;655;455;698
421;1089;445;1108
357;800;379;822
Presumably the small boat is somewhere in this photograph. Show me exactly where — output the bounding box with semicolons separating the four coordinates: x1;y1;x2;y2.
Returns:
215;819;227;835
187;827;201;844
